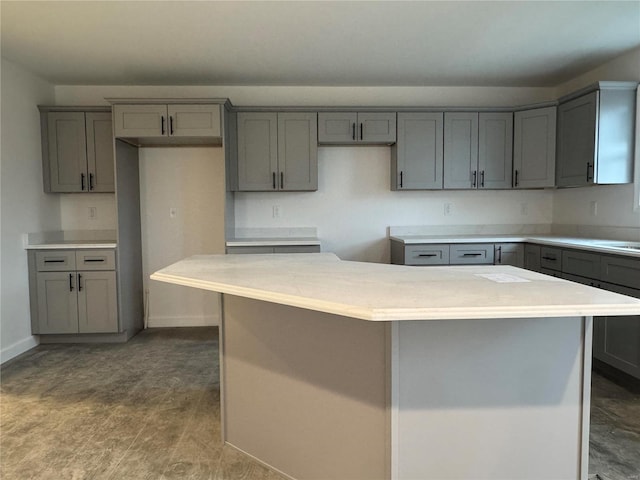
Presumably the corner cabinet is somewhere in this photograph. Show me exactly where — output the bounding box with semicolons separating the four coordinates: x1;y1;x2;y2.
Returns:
391;112;444;190
236;112;318;192
39;107;114;193
513;106;556;189
556;82;637;187
318;112;396;144
443;112;513;189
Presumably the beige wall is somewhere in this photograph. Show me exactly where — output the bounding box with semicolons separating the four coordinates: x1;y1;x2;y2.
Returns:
1;59;57;362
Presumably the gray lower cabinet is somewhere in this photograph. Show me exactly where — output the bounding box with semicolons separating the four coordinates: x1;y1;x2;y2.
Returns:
556;83;636;187
524;244;542;272
390;241;494;266
318;112;396;144
513;106;556;188
443;112;513;189
494;243;524;267
450;243;494;264
39;108;114;193
30;249;118;335
237;112;318;191
226;245;321;254
391;112;443;190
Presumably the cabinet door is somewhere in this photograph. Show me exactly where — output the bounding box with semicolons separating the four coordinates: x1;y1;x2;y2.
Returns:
358;113;396;144
47;112;87;193
478;112;513;189
513;107;556;188
594;282;640;380
277;112;318;191
562;249;601;279
113;104;168;138
524;244;541;272
494;243;524;267
167;104;221;137
85;112;115;193
443;112;478;189
77;271;118;333
393;113;443;190
556;92;598;187
317;112;358;144
237;112;278;191
36;272;79;334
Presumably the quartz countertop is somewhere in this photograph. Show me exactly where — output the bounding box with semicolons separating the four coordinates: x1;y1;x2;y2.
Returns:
151;253;640;321
390;235;640;257
226;237;320;247
25;241;117;250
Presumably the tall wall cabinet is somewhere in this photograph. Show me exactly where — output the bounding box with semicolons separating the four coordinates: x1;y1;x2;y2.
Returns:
39;107;114;193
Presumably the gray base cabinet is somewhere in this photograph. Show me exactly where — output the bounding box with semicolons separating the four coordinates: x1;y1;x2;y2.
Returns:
29;249;118;335
513;106;556;188
494;243;524;267
236;112;318;192
318;112;396;144
39;108;114;193
556;82;636;187
226;245;320;254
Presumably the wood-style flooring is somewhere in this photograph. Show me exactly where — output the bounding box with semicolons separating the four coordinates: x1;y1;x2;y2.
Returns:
1;327;639;479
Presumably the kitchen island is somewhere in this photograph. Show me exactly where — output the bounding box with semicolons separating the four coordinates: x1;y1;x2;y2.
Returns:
151;253;640;480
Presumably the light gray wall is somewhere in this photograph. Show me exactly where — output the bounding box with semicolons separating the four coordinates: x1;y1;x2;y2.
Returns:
1;59;57;362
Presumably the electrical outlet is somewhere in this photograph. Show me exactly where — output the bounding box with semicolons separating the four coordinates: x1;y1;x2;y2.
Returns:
88;207;97;220
169;207;177;218
272;205;282;218
590;201;598;217
444;203;453;216
520;203;528;216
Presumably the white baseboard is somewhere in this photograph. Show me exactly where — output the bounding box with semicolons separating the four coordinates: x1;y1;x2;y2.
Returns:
146;315;219;328
1;336;39;365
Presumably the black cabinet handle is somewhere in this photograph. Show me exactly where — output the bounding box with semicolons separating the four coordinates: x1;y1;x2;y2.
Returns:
399;171;403;188
272;172;276;190
542;256;557;261
83;258;105;263
81;173;85;191
462;253;482;257
280;172;284;189
497;246;502;264
170;116;174;135
586;162;593;182
161;116;165;135
78;274;83;292
514;170;519;187
89;173;94;191
45;259;65;263
480;170;485;188
418;253;438;257
69;273;74;292
360;123;363;141
352;123;356;141
472;171;477;188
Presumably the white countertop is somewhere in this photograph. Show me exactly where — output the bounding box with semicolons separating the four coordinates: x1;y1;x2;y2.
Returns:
151;253;640;321
25;241;117;250
390;235;640;257
226;237;320;247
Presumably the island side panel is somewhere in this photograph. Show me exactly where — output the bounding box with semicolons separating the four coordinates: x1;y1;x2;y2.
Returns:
392;316;589;480
221;294;390;480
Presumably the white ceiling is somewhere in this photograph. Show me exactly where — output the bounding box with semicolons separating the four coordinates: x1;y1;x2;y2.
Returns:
1;1;639;87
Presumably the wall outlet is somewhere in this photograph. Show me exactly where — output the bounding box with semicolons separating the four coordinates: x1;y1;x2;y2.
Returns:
272;205;282;218
88;207;97;220
169;207;177;218
590;201;598;217
520;202;528;216
443;203;453;216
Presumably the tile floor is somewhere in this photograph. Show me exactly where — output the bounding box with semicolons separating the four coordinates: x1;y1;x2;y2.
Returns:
1;327;639;480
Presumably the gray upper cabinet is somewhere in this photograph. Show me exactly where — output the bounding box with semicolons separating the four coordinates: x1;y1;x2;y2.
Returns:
318;112;396;144
41;108;114;193
391;112;443;190
237;112;318;192
444;112;513;189
513;106;556;189
443;112;478;189
113;104;221;139
556;82;637;187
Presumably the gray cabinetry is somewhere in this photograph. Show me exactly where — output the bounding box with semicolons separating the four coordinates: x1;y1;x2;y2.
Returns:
494;243;524;267
390;241;495;266
237;112;318;191
40;108;114;193
562;249;601;279
556;83;636;187
601;255;640;290
450;244;494;264
29;249;118;335
226;245;321;254
524;244;542;272
539;246;562;271
318;112;396;144
444;112;513;189
513;106;556;188
113;104;221;140
391;112;443;190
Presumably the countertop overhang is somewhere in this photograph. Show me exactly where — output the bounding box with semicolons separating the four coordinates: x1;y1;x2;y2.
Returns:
151;253;640;321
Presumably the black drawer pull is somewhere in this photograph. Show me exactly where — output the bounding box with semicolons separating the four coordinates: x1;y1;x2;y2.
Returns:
352;123;356;141
462;253;482;257
417;253;438;257
44;259;66;263
69;273;74;292
542;256;557;261
83;258;105;263
78;274;83;292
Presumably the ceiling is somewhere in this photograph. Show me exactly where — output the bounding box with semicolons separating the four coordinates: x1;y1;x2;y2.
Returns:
1;1;639;87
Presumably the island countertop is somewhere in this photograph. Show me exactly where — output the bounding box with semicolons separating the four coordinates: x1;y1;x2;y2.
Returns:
150;253;640;321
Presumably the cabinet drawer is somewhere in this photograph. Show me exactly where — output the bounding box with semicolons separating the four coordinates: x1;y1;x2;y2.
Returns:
450;244;494;265
36;251;76;271
76;250;116;270
540;247;562;271
601;255;640;289
273;245;321;254
404;245;449;265
562;250;601;279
